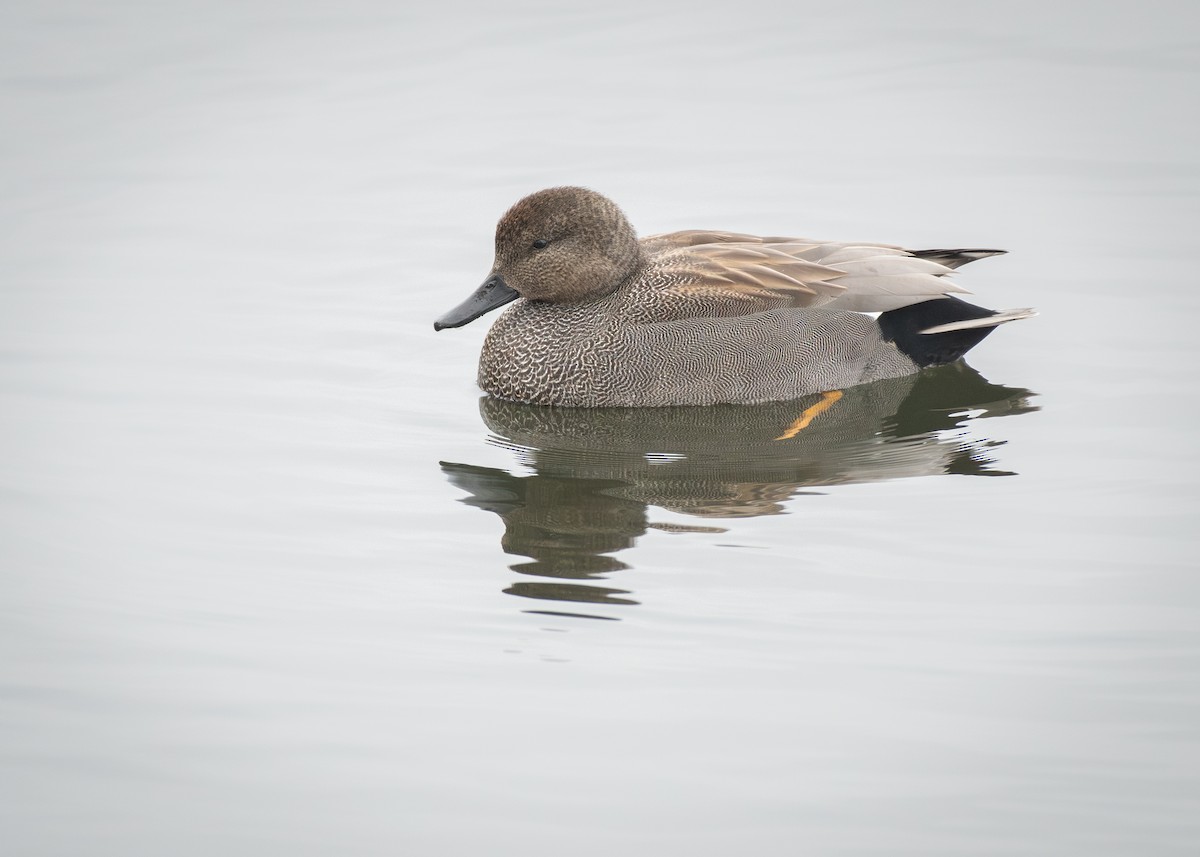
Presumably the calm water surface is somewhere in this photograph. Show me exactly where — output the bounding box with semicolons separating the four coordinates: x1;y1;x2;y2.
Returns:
2;2;1198;855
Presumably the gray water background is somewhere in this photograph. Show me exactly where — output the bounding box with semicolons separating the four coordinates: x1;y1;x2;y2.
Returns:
2;2;1198;854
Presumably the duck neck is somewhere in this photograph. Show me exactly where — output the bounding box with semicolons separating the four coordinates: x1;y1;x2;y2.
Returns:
603;242;647;299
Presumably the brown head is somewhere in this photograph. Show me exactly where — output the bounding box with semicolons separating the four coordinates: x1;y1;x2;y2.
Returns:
434;187;644;330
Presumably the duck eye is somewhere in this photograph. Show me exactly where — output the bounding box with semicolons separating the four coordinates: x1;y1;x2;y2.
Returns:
531;238;550;250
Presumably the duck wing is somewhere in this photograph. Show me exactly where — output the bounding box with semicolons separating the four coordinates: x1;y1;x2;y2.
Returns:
644;231;996;314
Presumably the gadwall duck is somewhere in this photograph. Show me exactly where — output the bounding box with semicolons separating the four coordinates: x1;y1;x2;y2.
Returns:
435;187;1035;407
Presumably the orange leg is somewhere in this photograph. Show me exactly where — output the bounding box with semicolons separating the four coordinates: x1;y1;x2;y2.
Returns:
774;390;844;440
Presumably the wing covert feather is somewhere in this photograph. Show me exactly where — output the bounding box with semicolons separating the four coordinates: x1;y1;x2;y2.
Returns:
644;232;977;314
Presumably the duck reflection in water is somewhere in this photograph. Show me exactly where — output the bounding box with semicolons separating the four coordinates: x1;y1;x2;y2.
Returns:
441;363;1037;619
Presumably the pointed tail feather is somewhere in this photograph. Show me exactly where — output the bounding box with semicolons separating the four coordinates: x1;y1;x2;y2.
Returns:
911;248;1007;269
920;307;1038;335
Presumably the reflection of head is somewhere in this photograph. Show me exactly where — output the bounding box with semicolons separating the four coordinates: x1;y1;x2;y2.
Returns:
442;463;645;580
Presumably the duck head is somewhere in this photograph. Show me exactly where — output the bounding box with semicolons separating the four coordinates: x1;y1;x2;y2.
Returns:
434;187;644;330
